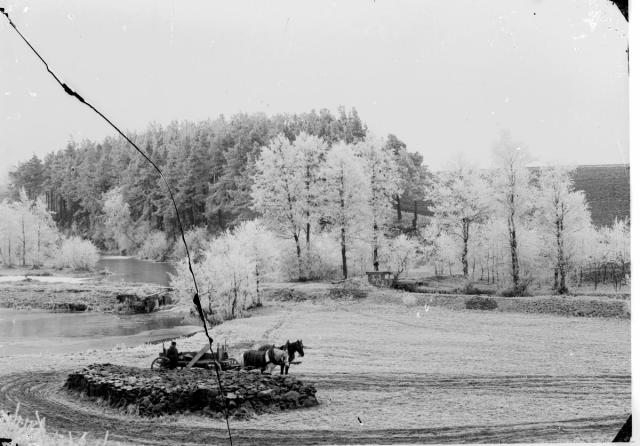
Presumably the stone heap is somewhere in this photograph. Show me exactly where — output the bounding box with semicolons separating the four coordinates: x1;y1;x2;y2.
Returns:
65;364;318;418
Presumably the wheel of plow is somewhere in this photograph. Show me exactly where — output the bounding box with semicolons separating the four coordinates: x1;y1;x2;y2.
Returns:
150;356;168;370
222;358;240;370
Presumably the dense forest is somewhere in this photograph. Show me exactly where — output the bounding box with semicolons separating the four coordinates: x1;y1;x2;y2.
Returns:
2;106;630;312
6;107;428;251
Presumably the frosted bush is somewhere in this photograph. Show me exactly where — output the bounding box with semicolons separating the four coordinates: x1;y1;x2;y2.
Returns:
279;233;344;281
170;221;281;322
380;235;421;281
55;237;99;270
170;257;204;311
279;251;307;281
138;230;171;261
171;226;208;262
303;233;341;280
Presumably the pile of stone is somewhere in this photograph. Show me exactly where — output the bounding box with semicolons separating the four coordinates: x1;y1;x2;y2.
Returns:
65;364;318;418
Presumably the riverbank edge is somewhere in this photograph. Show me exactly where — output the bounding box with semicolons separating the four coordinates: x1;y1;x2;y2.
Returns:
0;276;630;319
0;281;175;314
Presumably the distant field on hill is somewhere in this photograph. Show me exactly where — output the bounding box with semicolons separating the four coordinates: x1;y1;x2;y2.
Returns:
400;164;630;228
572;165;630;227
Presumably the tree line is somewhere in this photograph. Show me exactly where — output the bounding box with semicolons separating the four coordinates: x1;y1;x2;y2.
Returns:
5;107;629;300
249;129;630;296
425;132;629;294
6;107;428;255
0;189;99;270
170;129;628;325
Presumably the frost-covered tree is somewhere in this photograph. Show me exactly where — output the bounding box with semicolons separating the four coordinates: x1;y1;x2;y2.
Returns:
472;217;513;284
293;132;328;250
419;220;459;276
0;201;19;265
490;133;534;292
15;189;34;266
138;230;171;261
252;135;306;279
102;188;136;254
235;220;281;306
31;195;59;267
355;135;401;271
319;142;370;279
598;218;630;289
0;190;59;267
431;158;490;277
536;166;592;293
171;226;209;262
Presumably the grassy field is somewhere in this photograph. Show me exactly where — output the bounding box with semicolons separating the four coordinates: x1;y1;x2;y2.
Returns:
0;283;629;445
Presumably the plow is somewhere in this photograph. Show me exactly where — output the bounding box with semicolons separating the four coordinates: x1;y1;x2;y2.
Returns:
151;341;241;371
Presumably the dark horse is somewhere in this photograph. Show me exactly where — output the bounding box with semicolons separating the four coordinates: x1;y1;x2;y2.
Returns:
240;346;288;374
258;340;304;375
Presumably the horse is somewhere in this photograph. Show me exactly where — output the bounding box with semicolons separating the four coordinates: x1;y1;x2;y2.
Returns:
258;340;304;375
239;346;289;374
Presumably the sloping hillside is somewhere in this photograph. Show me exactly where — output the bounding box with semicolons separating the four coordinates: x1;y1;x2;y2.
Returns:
400;164;630;228
572;165;630;227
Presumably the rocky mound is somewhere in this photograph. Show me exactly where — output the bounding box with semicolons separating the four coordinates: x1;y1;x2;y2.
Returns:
65;364;318;418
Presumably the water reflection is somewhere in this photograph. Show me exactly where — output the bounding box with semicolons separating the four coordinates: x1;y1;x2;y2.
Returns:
0;258;188;356
0;308;201;356
96;257;176;286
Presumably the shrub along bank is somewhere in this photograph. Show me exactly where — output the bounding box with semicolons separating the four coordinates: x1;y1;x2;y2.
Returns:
65;364;319;419
396;293;629;319
262;281;628;319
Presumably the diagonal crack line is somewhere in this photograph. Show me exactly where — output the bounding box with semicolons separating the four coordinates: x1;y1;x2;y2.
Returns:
1;8;233;446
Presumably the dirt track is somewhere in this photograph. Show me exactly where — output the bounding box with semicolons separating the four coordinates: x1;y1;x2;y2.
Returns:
0;369;628;445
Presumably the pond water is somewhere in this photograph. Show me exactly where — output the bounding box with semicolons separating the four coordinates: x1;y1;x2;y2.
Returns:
0;308;201;357
96;256;176;286
1;257;193;357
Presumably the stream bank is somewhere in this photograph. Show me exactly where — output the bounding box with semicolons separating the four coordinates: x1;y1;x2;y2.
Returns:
0;281;175;314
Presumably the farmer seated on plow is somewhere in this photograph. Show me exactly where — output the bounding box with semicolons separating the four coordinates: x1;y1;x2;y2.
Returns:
240;346;288;374
257;340;304;375
167;341;179;369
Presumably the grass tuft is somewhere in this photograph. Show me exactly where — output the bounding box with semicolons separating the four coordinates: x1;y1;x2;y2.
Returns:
0;405;115;445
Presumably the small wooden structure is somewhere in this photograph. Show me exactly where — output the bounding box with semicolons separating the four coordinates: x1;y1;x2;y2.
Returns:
366;271;395;287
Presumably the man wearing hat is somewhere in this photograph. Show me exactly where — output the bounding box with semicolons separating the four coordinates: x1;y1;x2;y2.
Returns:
167;341;179;369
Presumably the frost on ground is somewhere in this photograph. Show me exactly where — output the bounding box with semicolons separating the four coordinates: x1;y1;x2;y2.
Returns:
0;405;117;446
0;286;630;445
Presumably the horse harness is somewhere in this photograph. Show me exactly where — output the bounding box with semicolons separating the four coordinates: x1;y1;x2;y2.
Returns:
266;347;286;366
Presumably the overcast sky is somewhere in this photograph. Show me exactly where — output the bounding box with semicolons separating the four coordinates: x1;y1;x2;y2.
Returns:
0;0;629;180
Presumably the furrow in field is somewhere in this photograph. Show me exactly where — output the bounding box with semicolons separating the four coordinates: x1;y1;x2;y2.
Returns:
0;370;628;444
